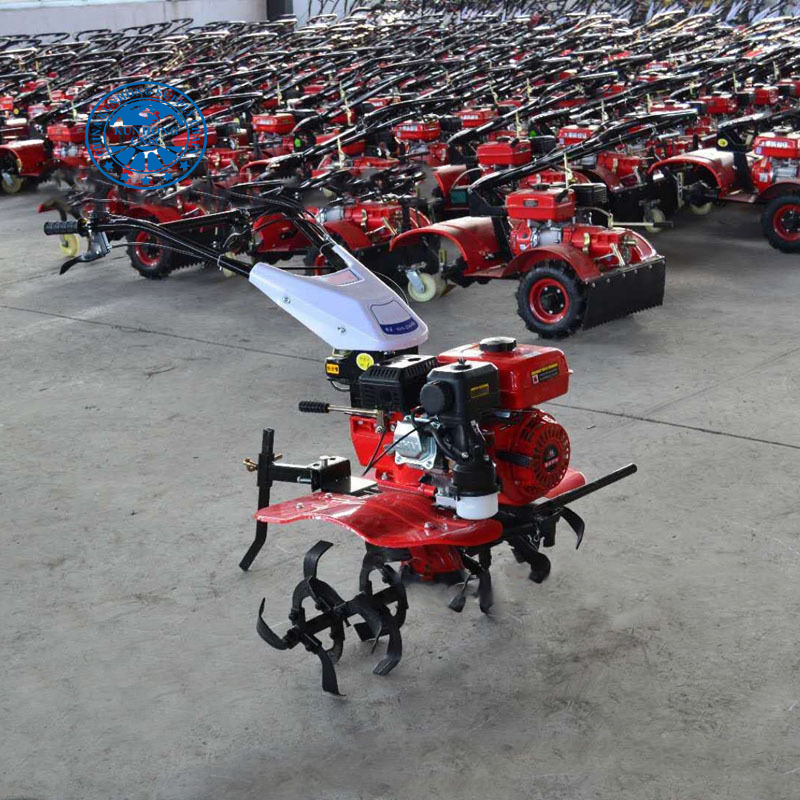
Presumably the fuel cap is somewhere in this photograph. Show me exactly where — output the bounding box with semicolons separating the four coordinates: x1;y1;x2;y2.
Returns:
479;336;516;353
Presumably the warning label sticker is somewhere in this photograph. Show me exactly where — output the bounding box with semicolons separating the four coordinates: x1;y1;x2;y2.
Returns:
531;362;559;384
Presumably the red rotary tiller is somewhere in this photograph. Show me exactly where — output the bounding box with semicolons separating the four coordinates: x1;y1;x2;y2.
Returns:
651;108;800;251
390;114;690;337
46;206;636;696
244;337;636;695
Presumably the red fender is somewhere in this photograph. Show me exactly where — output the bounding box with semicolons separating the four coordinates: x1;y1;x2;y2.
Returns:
253;213;310;253
649;148;738;192
390;216;503;271
503;243;602;282
255;490;503;549
323;219;374;250
0;139;49;176
758;181;800;202
581;163;623;190
433;163;469;196
621;229;659;262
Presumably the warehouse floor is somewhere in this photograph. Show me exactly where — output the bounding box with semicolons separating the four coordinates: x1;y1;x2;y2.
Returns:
2;191;799;800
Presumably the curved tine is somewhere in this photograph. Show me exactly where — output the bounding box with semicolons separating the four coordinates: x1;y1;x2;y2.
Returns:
347;593;384;643
326;620;345;665
257;598;289;650
314;642;343;696
559;505;586;549
372;605;403;677
381;564;409;628
311;575;347;608
358;548;392;594
290;573;346;621
303;539;334;580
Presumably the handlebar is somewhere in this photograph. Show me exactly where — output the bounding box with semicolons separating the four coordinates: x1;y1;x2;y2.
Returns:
298;401;330;413
44;220;81;235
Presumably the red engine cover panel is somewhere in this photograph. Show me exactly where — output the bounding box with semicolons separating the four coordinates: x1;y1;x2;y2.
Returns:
596;151;646;178
752;85;779;107
488;410;571;505
752;132;800;159
505;187;575;222
699;93;737;115
436;342;570;408
393;119;441;142
476;138;532;167
558;125;598;147
458;108;497;128
46;123;85;143
252;112;295;134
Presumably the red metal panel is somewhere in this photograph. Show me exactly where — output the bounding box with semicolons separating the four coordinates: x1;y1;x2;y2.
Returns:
432;164;469;197
502;243;602;282
649;148;738;191
547;467;585;497
255;491;503;548
436;342;570;408
390;216;503;270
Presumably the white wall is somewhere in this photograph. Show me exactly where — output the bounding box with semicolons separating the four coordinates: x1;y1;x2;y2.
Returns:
0;0;268;36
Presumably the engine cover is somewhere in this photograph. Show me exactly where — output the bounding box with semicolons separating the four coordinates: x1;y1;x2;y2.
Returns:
489;410;571;505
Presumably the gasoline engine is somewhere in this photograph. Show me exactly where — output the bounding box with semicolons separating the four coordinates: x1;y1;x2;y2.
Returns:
751;128;800;191
504;183;639;266
393;116;450;166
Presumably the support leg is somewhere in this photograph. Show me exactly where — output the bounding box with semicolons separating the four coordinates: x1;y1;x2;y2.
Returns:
239;428;274;571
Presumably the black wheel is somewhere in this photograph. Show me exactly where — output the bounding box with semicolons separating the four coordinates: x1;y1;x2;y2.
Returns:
126;217;174;279
516;260;586;339
762;195;800;253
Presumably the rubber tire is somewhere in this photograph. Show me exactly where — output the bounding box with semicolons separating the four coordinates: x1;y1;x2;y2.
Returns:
642;206;666;234
688;200;713;216
407;271;446;303
516;261;586;339
761;195;800;253
59;233;80;258
127;221;174;279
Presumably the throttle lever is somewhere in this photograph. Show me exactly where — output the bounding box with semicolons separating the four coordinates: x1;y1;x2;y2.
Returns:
298;401;381;419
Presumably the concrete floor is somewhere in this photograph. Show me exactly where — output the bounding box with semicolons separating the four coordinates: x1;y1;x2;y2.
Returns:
1;189;799;800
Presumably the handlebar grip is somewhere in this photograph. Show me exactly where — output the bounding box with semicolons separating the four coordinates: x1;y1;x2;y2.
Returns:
298;401;330;414
43;220;80;235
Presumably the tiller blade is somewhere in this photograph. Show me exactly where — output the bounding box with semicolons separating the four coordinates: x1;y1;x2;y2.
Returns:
257;541;409;695
256;465;637;695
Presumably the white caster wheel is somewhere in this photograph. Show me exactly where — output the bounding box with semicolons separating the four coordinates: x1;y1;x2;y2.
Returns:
688;201;713;216
643;206;666;233
407;272;446;302
59;233;80;258
1;171;23;194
